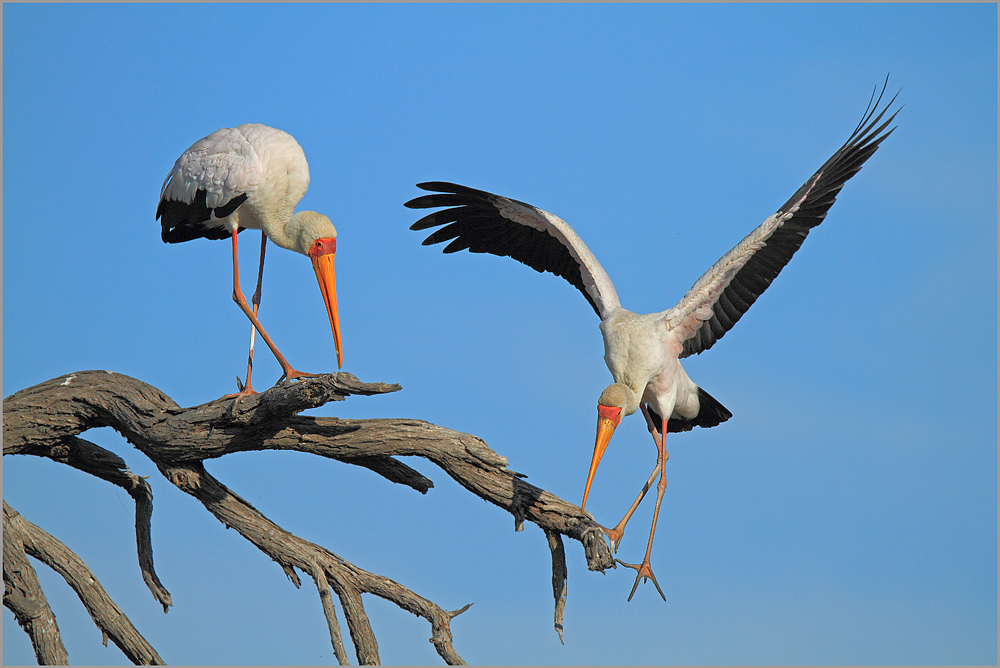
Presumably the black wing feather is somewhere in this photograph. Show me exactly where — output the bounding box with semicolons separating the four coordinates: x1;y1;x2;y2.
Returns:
405;182;602;316
680;81;900;358
157;190;248;244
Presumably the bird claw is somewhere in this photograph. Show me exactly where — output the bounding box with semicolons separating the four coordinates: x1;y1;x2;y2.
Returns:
277;368;321;384
616;558;666;602
603;526;625;554
219;377;259;413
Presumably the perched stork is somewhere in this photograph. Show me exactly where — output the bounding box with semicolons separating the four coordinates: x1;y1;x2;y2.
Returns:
157;124;343;400
406;84;899;600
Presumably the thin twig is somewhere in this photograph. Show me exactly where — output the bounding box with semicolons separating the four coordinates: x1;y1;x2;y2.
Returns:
309;562;349;665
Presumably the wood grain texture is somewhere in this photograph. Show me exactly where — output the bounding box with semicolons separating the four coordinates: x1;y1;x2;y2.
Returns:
4;370;615;664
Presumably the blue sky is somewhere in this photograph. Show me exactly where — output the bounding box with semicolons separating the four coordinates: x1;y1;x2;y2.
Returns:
3;3;995;665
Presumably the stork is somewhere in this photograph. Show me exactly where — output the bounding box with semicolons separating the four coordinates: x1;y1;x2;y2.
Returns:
157;123;342;401
406;84;899;600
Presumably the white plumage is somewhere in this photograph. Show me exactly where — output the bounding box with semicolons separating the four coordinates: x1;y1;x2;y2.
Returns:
157;123;343;400
407;83;899;600
161;126;269;210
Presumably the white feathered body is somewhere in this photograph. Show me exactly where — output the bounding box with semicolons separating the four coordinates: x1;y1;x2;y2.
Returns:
600;308;701;424
158;124;332;255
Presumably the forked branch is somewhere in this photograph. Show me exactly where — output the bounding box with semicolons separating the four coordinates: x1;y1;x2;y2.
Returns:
4;371;615;664
4;501;163;665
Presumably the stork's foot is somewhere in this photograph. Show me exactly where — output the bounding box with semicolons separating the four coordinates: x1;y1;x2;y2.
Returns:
219;376;260;410
603;525;626;554
277;368;322;384
616;558;666;602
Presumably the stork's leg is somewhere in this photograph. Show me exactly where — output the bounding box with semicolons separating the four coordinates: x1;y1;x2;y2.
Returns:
237;232;269;396
226;229;317;389
617;409;668;602
604;404;664;552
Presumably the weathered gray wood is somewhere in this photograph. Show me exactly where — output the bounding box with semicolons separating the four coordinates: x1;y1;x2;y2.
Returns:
309;562;350;665
4;501;163;665
4;370;616;665
3;504;70;665
545;528;568;645
24;435;173;613
4;371;614;564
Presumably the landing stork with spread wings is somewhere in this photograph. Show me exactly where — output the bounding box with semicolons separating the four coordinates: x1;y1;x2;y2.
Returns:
157;124;343;402
406;84;899;600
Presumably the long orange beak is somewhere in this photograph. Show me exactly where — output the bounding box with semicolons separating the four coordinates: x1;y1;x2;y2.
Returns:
308;238;343;369
582;404;622;511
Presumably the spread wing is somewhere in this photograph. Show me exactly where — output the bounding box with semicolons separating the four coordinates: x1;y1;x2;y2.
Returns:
406;183;621;318
665;82;900;358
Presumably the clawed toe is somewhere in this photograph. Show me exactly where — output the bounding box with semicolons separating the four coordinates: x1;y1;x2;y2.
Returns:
278;368;321;384
220;376;259;408
603;526;625;554
616;558;666;602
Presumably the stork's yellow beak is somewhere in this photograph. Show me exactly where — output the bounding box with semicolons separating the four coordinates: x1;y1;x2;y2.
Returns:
582;404;622;511
309;238;342;369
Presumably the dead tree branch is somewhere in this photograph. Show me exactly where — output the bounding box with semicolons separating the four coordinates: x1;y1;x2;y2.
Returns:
22;434;172;612
4;501;163;665
3;503;69;665
309;561;350;666
4;370;615;664
545;529;569;645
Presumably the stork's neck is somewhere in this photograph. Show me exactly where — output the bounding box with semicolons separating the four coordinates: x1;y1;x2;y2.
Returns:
262;212;297;253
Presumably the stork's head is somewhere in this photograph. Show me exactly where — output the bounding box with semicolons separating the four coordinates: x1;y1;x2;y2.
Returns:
296;211;342;369
293;211;338;252
582;383;639;511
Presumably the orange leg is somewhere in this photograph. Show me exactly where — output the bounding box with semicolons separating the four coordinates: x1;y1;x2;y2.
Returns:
225;229;317;399
616;406;667;601
604;404;664;552
237;232;269;397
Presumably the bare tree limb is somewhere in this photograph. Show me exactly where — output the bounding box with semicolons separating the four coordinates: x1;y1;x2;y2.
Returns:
155;459;401;664
308;562;350;665
4;370;616;663
545;528;568;645
4;371;614;570
4;504;70;665
4;501;164;665
23;435;172;612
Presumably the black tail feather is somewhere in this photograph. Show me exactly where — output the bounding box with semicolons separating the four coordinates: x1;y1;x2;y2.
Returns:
648;387;733;434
